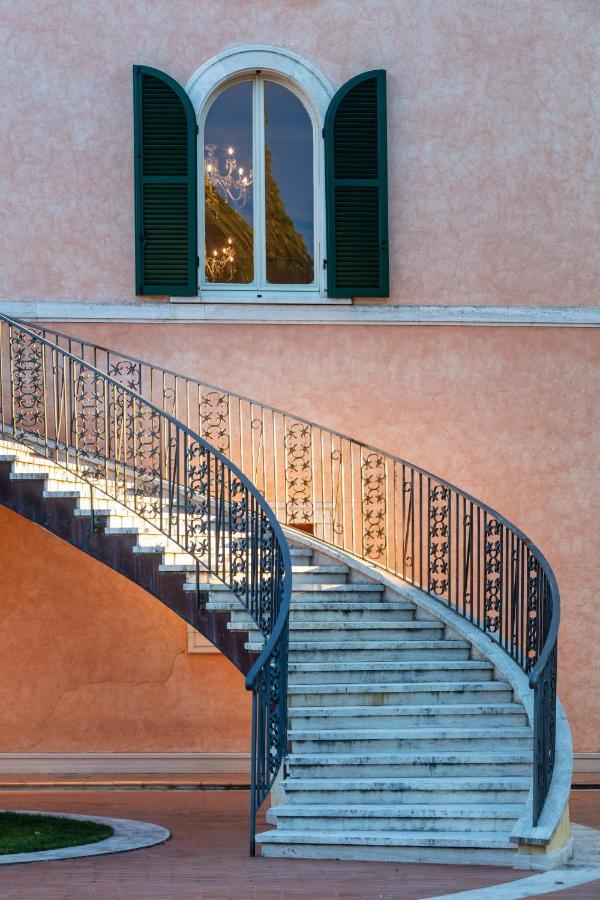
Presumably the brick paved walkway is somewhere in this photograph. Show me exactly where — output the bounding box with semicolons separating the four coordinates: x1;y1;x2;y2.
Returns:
0;789;597;899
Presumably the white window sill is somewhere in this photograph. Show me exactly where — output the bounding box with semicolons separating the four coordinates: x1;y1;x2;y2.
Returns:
170;293;353;306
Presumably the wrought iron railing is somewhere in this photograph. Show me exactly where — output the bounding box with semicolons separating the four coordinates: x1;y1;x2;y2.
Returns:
0;316;291;853
15;318;559;826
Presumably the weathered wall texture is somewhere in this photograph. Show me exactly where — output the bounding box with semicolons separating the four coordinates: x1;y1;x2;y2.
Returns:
1;0;598;305
38;321;596;753
0;2;597;759
0;505;250;752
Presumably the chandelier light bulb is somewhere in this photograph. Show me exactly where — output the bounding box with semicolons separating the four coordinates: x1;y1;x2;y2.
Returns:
204;143;253;208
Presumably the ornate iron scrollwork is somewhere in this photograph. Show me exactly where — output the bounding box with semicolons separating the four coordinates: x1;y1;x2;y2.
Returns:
284;422;313;526
403;479;414;570
484;517;503;632
361;452;386;561
526;551;540;671
108;358;141;393
73;365;106;480
9;328;46;442
428;483;449;596
200;390;230;454
463;513;473;607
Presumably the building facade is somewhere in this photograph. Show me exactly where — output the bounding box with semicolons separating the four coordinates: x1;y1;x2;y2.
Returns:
0;0;598;854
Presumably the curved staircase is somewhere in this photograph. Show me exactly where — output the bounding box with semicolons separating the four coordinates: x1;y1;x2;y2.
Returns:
0;316;570;868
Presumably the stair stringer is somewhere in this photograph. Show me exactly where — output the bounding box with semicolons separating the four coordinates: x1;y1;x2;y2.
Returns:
270;527;573;870
0;439;258;673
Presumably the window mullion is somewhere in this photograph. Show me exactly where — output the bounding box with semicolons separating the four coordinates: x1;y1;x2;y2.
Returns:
254;77;266;290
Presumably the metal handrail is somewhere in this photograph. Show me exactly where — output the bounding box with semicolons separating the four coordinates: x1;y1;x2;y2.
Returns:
15;317;560;826
0;315;291;854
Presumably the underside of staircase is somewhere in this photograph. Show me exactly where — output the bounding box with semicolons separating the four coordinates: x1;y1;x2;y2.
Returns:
0;436;540;867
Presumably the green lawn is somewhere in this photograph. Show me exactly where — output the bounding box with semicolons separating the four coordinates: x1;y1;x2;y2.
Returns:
0;812;113;854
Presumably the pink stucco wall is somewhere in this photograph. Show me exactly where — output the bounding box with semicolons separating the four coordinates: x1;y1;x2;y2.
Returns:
1;0;598;305
0;3;597;760
34;320;597;754
0;505;251;752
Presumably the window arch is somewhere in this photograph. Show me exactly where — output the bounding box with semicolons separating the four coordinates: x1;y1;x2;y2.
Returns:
186;46;333;299
133;53;388;300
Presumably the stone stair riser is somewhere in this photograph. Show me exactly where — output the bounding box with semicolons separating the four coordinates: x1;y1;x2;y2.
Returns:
288;665;494;685
288;645;470;663
272;812;520;834
288;709;529;729
289;625;445;642
288;684;514;707
287;760;533;778
289;605;416;622
258;842;517;865
288;735;532;754
282;786;529;805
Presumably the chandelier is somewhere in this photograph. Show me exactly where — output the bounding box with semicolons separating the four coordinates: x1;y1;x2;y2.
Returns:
205;237;236;282
204;144;253;208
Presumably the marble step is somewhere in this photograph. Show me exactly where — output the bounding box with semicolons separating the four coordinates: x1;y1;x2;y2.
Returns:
286;750;533;778
269;803;522;833
289;565;350;585
287;680;514;707
281;775;530;805
288;660;496;685
287;727;532;754
287;703;528;730
288;640;470;662
287;621;445;643
256;829;516;864
290;584;384;602
288;600;417;622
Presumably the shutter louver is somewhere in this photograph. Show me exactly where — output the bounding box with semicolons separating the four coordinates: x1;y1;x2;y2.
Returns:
325;71;388;297
133;66;197;296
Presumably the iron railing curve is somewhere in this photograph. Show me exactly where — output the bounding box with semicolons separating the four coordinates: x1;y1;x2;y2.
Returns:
0;314;292;854
15;317;560;827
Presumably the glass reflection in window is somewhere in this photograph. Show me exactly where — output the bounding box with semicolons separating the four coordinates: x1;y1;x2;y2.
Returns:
204;81;254;283
264;81;314;284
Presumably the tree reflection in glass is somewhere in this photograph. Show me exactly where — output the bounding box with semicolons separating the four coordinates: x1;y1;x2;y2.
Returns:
204;81;254;283
264;81;314;284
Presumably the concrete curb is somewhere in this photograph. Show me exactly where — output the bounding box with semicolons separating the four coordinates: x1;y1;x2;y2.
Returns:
0;810;170;864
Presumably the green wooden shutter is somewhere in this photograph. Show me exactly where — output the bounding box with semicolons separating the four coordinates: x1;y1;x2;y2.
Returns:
325;70;388;298
133;65;197;296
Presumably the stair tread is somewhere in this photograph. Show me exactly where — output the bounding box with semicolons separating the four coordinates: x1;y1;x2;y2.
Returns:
255;830;515;849
270;804;523;817
289;640;466;650
289;660;492;671
283;776;530;789
288;703;525;717
289;601;415;610
288;727;531;739
293;584;384;592
288;680;510;693
289;621;442;630
287;751;532;763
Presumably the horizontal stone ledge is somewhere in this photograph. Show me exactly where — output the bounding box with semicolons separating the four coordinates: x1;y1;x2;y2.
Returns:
0;752;251;775
0;300;598;326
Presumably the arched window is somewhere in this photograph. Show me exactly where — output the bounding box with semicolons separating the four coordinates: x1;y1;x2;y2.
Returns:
133;49;389;301
202;75;316;292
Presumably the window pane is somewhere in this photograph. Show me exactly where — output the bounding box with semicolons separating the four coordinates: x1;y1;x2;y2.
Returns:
264;81;314;285
204;81;254;283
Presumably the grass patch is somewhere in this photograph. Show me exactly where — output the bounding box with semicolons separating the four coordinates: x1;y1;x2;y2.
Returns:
0;811;113;854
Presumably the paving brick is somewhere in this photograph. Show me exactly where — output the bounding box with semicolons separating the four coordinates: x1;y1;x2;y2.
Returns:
0;789;593;899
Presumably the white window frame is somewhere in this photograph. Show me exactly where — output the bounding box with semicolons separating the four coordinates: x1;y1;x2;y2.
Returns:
184;46;339;305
